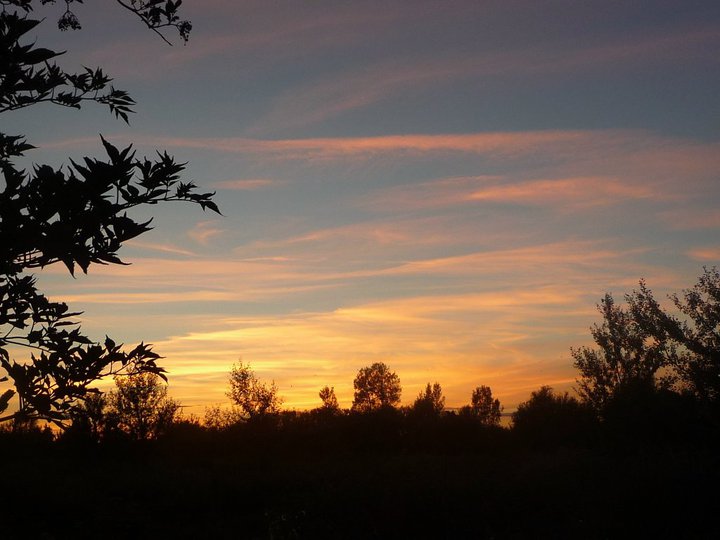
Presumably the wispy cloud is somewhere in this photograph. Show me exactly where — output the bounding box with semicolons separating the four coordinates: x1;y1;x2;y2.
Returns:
126;240;197;257
687;247;720;262
213;178;282;190
127;129;637;161
188;220;225;246
361;175;663;212
248;25;720;133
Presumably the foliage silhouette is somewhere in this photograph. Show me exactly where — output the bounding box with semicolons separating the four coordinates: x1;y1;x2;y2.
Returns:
571;292;675;415
0;1;218;427
105;372;180;441
512;386;596;447
627;268;720;411
459;385;502;426
227;361;282;419
317;385;341;413
351;361;401;412
67;391;108;442
571;269;720;427
1;365;718;538
411;381;445;416
203;404;242;430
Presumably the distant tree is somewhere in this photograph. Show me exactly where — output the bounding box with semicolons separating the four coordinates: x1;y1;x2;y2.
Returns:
412;382;445;416
203;404;241;430
106;372;180;441
512;386;595;446
352;362;401;412
68;391;108;442
318;385;340;412
227;362;282;419
0;1;217;428
460;385;502;426
571;292;675;414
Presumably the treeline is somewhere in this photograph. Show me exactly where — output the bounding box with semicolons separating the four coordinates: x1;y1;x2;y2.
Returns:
3;267;720;453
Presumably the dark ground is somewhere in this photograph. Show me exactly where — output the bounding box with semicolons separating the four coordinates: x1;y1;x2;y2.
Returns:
1;423;718;539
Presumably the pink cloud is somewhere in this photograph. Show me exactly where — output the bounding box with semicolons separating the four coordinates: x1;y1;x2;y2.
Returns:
187;220;225;246
213;178;281;190
687;247;720;262
362;175;664;212
132;130;631;162
126;240;197;257
467;177;662;205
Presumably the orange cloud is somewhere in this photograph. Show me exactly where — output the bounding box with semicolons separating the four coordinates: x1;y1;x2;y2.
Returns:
151;285;602;412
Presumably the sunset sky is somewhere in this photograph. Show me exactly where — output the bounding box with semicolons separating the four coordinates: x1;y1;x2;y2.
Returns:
5;0;720;414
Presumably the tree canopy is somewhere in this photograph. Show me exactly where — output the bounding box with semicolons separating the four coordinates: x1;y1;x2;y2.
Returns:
0;0;218;427
571;291;674;413
572;268;720;418
412;382;445;416
227;361;282;419
351;362;401;412
460;385;502;426
106;371;179;440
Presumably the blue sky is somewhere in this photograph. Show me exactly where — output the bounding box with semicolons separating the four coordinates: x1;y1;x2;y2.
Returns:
5;0;720;413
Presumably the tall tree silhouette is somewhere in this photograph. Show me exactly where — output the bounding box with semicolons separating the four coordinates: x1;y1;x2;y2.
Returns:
571;292;674;414
0;1;218;427
633;269;720;405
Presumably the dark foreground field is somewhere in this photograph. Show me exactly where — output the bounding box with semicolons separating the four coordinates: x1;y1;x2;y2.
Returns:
2;420;718;539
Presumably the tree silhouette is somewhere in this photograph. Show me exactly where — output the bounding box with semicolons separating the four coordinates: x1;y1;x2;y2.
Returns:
629;268;720;407
668;268;720;407
67;391;108;442
227;362;282;419
412;382;445;416
106;372;180;441
0;1;218;427
571;292;674;414
351;362;401;412
460;385;502;426
318;385;340;413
